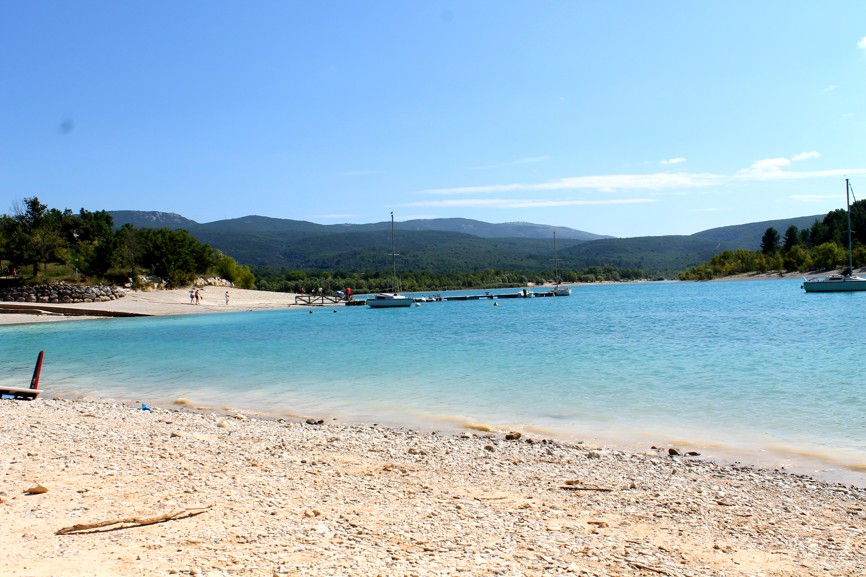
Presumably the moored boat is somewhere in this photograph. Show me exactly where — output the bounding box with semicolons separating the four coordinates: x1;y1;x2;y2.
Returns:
366;292;413;308
551;230;571;296
368;212;414;308
802;273;866;292
802;178;866;293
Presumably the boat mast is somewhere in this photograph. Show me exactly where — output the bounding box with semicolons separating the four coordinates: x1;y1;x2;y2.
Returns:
390;212;400;292
846;178;854;274
553;231;559;283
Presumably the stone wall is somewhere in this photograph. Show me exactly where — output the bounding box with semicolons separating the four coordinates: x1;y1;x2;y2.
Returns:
0;284;126;304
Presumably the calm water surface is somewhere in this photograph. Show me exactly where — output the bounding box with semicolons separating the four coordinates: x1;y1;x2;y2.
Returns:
3;279;865;484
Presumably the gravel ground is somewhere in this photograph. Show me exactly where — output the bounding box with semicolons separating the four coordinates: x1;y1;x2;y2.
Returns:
2;398;865;576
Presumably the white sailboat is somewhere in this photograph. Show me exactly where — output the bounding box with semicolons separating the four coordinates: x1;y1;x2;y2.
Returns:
367;212;414;308
551;231;571;296
802;178;866;292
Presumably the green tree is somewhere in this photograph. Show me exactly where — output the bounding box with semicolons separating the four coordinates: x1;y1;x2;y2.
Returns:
140;228;215;287
3;197;67;275
760;227;780;255
783;245;809;272
70;208;117;276
813;242;844;270
214;251;256;289
782;225;799;251
116;224;142;278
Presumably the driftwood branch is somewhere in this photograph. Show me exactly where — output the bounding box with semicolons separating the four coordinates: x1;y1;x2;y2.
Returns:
628;561;671;575
56;506;211;535
560;485;612;492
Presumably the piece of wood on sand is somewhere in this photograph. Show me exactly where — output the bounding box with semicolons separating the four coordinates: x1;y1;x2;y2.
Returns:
56;506;211;535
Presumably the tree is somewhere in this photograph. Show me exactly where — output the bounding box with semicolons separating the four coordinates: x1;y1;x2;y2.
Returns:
783;245;809;272
813;242;844;270
4;197;66;275
760;227;780;255
782;225;799;252
71;209;117;276
116;224;142;278
139;228;214;287
214;251;255;289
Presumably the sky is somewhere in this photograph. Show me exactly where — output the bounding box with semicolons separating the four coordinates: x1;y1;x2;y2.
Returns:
2;2;866;238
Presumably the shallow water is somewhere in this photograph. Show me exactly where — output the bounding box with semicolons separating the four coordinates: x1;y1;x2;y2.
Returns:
3;279;865;484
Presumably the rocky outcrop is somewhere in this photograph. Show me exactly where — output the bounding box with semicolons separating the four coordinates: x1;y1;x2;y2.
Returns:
0;284;126;304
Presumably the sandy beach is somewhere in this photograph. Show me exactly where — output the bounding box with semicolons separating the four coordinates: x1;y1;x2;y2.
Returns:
0;287;303;325
2;286;866;575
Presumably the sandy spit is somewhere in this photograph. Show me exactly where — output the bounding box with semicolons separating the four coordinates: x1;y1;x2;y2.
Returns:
1;398;865;577
0;287;304;325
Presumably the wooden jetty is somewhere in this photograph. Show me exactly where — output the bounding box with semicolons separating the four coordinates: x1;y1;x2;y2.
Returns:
440;290;560;301
302;288;570;307
294;294;347;306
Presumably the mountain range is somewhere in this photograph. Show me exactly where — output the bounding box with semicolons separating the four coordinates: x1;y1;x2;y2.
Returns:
109;211;823;276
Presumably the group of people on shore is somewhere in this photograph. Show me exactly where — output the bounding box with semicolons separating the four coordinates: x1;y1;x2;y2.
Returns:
189;288;202;304
188;288;231;305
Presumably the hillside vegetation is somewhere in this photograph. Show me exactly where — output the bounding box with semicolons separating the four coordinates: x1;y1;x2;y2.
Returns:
6;200;845;294
108;211;820;280
1;199;254;288
680;201;866;280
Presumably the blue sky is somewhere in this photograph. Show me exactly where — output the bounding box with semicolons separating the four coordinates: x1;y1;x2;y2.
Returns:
2;2;865;238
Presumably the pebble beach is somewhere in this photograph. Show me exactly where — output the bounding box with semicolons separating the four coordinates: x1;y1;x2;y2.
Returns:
2;397;865;576
2;287;866;576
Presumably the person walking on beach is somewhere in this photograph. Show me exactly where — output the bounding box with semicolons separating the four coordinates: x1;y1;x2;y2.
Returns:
194;289;201;305
189;288;195;304
225;291;230;305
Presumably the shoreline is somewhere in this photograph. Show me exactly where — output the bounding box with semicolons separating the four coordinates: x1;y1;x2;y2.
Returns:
2;396;864;576
0;270;835;326
4;284;866;488
40;383;866;489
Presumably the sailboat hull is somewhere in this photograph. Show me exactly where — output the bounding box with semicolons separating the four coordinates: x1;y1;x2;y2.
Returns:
366;293;414;308
802;276;866;292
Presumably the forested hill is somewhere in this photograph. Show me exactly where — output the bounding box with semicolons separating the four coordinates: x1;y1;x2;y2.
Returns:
109;212;609;240
108;210;820;276
691;215;822;251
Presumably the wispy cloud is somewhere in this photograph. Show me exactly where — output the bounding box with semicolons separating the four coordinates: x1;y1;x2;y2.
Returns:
660;157;687;165
858;36;866;50
735;150;829;179
405;153;866;213
792;151;821;161
516;156;551;164
420;172;723;195
405;198;656;209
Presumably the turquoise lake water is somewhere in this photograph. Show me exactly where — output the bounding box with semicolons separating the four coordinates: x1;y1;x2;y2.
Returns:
2;279;865;484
